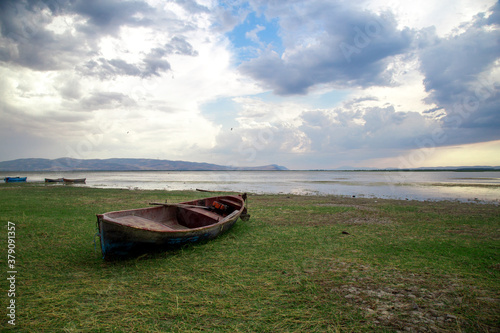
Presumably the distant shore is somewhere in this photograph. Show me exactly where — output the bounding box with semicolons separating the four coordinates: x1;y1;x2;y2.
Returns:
2;169;499;204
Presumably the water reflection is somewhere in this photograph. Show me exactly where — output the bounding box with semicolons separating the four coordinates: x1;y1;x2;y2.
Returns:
2;170;498;203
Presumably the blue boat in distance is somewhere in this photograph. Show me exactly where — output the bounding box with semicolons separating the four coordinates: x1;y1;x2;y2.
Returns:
4;177;27;183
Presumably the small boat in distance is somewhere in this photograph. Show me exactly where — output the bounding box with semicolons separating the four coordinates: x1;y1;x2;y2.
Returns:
45;178;64;183
63;178;86;183
4;177;27;183
97;194;249;259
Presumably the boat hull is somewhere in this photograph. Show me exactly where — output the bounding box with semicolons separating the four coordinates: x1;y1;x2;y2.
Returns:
4;177;27;183
63;178;86;183
45;178;63;183
97;194;248;259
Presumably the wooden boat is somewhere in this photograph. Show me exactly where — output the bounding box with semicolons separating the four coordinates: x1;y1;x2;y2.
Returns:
63;178;86;183
97;194;249;259
45;178;63;183
4;177;27;183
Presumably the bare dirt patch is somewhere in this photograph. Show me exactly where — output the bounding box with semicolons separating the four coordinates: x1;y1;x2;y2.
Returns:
324;261;500;333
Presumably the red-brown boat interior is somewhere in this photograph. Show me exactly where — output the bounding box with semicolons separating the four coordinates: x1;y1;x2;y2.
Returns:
102;195;244;232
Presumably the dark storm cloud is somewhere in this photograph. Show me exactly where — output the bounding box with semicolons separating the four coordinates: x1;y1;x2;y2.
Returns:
0;0;197;75
0;0;51;41
239;2;415;95
0;0;155;71
235;0;499;154
0;28;83;70
0;0;155;41
419;2;500;144
0;0;85;70
71;0;155;35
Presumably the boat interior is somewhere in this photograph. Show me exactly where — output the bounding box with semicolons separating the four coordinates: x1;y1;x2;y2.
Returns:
105;196;243;232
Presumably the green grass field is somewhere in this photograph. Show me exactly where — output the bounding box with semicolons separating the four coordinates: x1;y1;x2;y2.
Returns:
0;184;499;332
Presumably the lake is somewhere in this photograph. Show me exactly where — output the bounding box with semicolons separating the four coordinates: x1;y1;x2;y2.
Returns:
2;170;499;204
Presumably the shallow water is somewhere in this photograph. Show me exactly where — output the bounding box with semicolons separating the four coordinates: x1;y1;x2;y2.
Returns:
2;170;499;203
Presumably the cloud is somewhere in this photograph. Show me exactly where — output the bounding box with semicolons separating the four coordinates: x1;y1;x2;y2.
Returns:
173;0;210;14
418;2;500;144
0;0;153;71
81;54;171;80
0;85;92;152
76;35;199;79
212;6;247;34
57;74;83;100
71;0;155;35
79;58;142;79
80;92;136;111
209;92;439;168
0;1;87;71
0;0;259;163
0;0;498;169
0;126;66;161
164;36;199;56
223;0;500;168
245;24;265;44
0;0;196;74
298;104;435;154
239;2;415;95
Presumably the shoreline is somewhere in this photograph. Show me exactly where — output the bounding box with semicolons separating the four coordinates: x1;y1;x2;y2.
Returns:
2;181;499;205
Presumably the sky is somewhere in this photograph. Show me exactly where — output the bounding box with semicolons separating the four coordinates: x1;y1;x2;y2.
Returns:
0;0;499;170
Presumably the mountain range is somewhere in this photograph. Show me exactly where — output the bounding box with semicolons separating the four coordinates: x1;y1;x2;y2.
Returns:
1;158;498;172
0;158;288;172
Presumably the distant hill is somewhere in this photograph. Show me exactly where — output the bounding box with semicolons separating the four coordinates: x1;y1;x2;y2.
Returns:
0;158;288;172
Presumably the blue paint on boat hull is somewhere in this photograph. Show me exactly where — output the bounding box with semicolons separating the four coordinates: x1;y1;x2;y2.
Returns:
4;177;27;183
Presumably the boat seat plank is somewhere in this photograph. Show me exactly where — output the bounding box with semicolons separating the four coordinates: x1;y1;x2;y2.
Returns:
217;198;242;208
185;207;221;220
115;215;189;231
